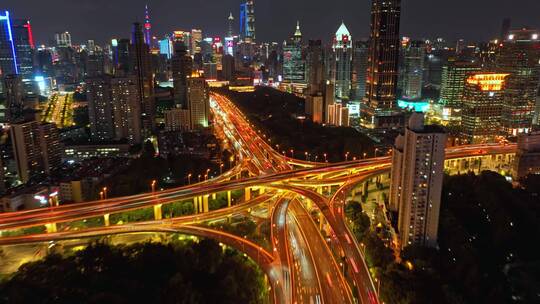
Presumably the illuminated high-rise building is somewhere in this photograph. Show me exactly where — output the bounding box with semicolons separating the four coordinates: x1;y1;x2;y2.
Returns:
11;120;61;183
130;22;154;133
331;22;353;100
1;74;24;122
143;5;152;47
86;76;114;141
111;77;142;145
401;40;425;99
461;73;508;143
497;28;540;137
362;0;401;128
239;0;256;42
54;31;72;47
439;59;481;126
306;40;325;94
391;113;446;248
282;22;305;85
12;19;34;78
227;13;235;38
172;43;193;108
187;77;209;130
351;40;369;101
191;29;203;54
0;11;18;76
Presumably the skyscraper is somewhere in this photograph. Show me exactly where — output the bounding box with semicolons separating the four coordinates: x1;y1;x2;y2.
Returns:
439;59;481;127
401;40;425;99
130;22;154;133
114;38;131;75
351;40;369;101
187;77;209;130
227;13;235;38
497;28;540;137
11;120;62;183
239;0;256;42
282;22;305;85
362;0;401;128
172;43;193;108
0;11;18;76
55;31;72;47
461;73;508;144
391;113;446;248
1;74;23;122
12;19;34;78
111;77;142;145
306;40;325;94
331;22;353;101
191;29;203;54
86;77;114;141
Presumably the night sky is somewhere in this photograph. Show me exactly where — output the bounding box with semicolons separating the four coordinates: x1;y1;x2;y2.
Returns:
3;0;540;45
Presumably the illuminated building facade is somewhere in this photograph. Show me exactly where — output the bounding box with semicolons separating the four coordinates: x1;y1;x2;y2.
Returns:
282;22;305;84
351;40;368;101
187;77;209;130
439;59;481;126
362;0;401;128
239;1;255;42
391;113;446;248
227;13;235;38
513;132;540;180
461;73;508;143
0;11;18;76
497;28;540;137
1;74;24;122
110;77;142;145
130;22;155;133
401;40;425;99
172;43;193;108
11;120;61;183
191;29;202;54
87;77;114;141
12;19;34;78
331;22;353;100
54;31;71;47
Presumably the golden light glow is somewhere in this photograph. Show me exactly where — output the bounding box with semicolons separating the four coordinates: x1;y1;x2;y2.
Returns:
466;73;509;91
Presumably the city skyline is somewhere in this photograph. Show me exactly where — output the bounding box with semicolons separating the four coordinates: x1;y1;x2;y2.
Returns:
3;0;540;44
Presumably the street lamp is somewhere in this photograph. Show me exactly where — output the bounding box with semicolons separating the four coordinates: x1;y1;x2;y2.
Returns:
374;148;379;157
187;173;192;185
204;174;208;181
363;152;367;159
99;191;104;200
305;151;308;160
345;151;350;161
198;174;202;182
290;149;294;158
151;180;157;193
102;187;108;199
220;163;224;174
324;153;328;162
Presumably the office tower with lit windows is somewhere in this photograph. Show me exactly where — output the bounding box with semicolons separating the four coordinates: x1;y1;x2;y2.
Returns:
401;40;425;99
191;29;202;54
222;54;235;81
11;120;62;183
362;0;401;128
351;40;369;101
111;77;142;145
1;74;23;122
282;22;305;85
172;43;193;107
439;59;481;126
497;28;540;137
86;77;114;141
187;77;209;130
130;22;155;133
391;113;446;248
0;11;18;76
55;31;72;47
12;19;34;78
331;22;353;100
461;73;508;143
113;38;131;75
239;0;255;42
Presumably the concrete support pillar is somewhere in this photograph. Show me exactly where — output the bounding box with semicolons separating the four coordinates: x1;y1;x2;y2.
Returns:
212;193;216;200
245;188;251;201
351;187;356;198
154;204;162;220
198;196;204;213
193;198;198;214
203;195;209;213
45;223;57;233
317;187;323;194
104;214;110;226
259;186;265;194
227;191;232;207
319;213;324;231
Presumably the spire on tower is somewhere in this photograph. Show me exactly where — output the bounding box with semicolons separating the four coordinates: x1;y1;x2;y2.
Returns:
143;4;152;46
